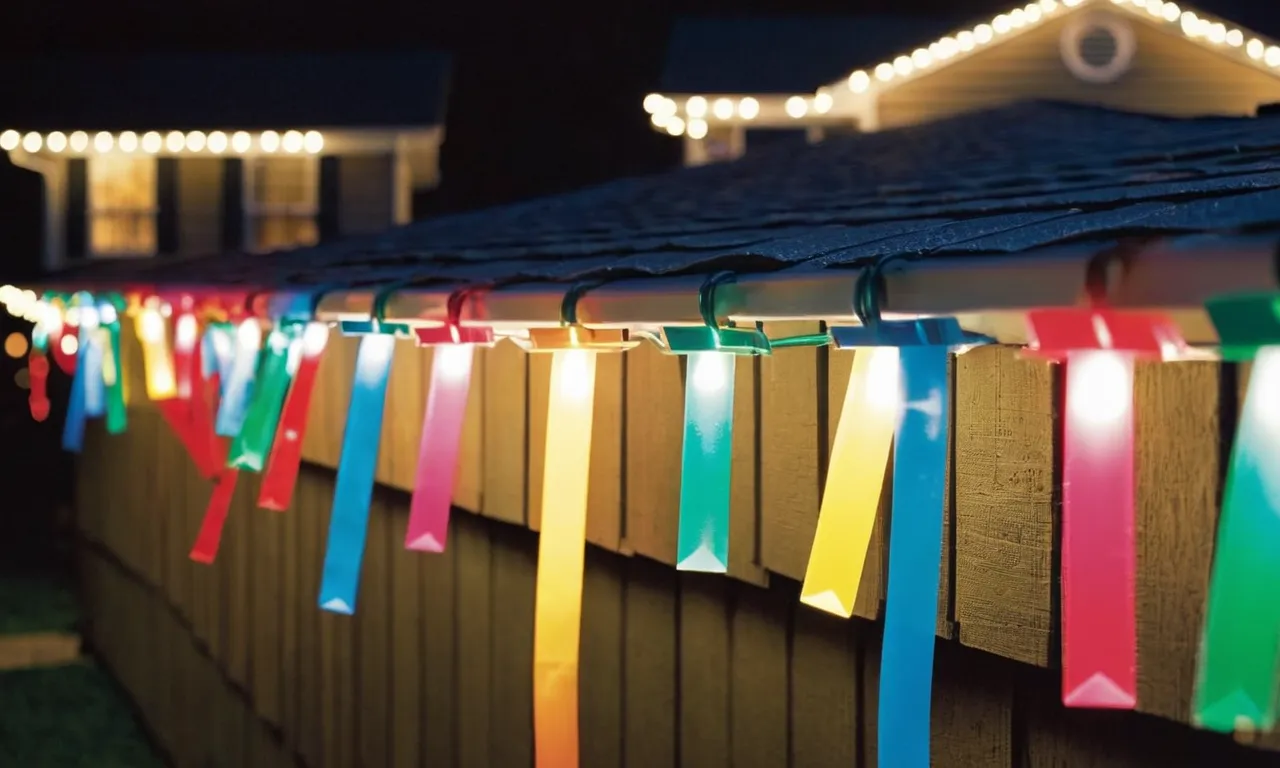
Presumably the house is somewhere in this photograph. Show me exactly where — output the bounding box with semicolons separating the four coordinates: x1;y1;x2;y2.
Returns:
0;51;450;273
648;0;1280;166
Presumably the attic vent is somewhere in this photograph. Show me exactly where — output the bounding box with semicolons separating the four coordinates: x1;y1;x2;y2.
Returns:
1060;13;1136;84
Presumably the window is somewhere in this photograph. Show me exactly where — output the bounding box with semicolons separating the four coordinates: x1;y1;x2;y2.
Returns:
245;157;319;252
1060;14;1136;84
88;155;158;257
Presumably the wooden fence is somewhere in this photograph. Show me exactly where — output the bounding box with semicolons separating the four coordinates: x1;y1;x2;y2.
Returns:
64;327;1280;765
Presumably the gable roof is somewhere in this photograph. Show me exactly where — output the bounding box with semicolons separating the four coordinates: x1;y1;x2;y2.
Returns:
659;15;965;95
823;0;1280;98
0;51;451;132
40;101;1280;322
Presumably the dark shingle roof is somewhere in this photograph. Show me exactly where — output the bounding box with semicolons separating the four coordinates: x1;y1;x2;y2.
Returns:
0;51;451;132
659;15;963;94
45;101;1280;292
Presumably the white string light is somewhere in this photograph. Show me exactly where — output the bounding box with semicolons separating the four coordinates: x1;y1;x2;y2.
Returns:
0;129;329;155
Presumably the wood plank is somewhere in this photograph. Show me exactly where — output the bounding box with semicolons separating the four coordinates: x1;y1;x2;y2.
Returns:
390;506;424;768
455;515;493;768
954;345;1056;666
421;505;459;768
222;476;253;688
729;354;768;585
939;353;957;638
930;643;1015;768
294;469;326;768
623;341;682;563
490;524;536;768
1134;360;1221;722
377;338;423;491
587;350;624;550
581;546;624;768
760;321;824;581
678;573;732;768
279;478;302;751
455;342;485;512
482;338;528;526
826;347;888;620
789;603;860;768
251;497;285;727
730;584;790;768
358;499;393;768
623;557;679;768
526;351;551;531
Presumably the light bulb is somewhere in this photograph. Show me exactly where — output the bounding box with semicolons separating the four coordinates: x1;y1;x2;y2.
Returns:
848;70;871;92
1068;351;1131;425
260;131;281;153
435;344;473;382
175;315;198;350
813;92;834;113
22;133;42;153
687;119;708;140
0;130;19;151
737;97;759;120
236;319;262;349
893;55;914;76
875;63;896;81
141;132;162;153
685;96;707;118
60;335;78;356
138;309;165;343
94;132;114;153
642;93;665;113
303;131;324;154
118;131;139;152
302;322;330;355
712;98;734;120
165;131;185;152
231;131;252;153
691;352;729;394
558;350;593;401
207;131;228;153
665;117;686;136
186;131;207;152
282;130;304;153
46;132;67;153
785;96;809;118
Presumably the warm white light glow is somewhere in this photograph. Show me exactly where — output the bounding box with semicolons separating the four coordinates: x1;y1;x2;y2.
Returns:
737;97;759;120
1251;347;1280;429
911;47;933;68
712;97;734;120
302;322;329;355
1162;2;1180;21
186;131;207;152
785;96;809;118
236;318;262;349
1226;29;1244;47
138;309;165;344
282;130;304;153
231;131;252;153
691;352;729;394
813;92;834;113
260;131;280;152
118;131;138;152
875;63;896;81
893;55;914;76
643;93;665;113
208;131;228;153
1247;38;1265;59
79;305;99;331
165;131;185;152
45;132;67;153
864;347;901;411
1207;22;1227;44
65;307;81;327
1267;46;1280;67
558;350;593;400
21;133;42;153
666;116;686;136
974;23;994;43
174;314;198;350
141;132;162;153
60;335;78;356
848;70;871;92
685;96;708;118
303;130;324;154
1180;11;1198;36
650;113;670;129
435;344;473;382
1069;351;1131;425
687;118;708;139
99;303;117;325
993;14;1012;34
0;130;19;151
93;132;113;153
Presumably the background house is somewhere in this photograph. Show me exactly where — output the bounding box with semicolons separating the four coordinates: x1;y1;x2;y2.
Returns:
0;51;450;273
652;0;1280;165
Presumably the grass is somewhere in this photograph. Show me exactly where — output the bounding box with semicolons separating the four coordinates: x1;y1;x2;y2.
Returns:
0;573;80;636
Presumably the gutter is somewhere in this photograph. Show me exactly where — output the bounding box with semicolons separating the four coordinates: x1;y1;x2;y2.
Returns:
28;238;1275;347
7;149;64;274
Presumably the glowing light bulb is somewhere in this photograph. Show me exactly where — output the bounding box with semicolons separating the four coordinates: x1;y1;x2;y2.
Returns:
650;113;670;129
207;131;228;153
974;24;995;43
138;309;165;344
893;55;914;76
93;132;114;153
175;314;198;350
1267;46;1280;67
141;132;162;153
911;48;932;68
1248;38;1265;59
0;130;19;151
282;130;304;153
61;335;78;356
558;350;593;400
231;131;252;153
685;96;707;118
45;132;67;153
687;119;708;140
21;133;42;153
737;97;759;120
1226;29;1243;47
691;352;729;394
434;344;473;382
848;70;871;92
665;117;686;136
785;96;809;118
993;14;1012;34
165;131;185;152
186;131;207;152
118;131;138;152
260;131;281;153
303;131;324;154
875;63;896;81
642;93;665;113
813;92;834;113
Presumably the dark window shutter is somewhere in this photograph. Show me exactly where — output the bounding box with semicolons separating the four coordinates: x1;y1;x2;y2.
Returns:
318;156;341;241
221;158;245;252
156;158;179;256
65;159;87;261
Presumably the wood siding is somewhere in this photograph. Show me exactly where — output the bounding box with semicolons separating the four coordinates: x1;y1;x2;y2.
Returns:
62;327;1280;760
74;412;1280;767
877;8;1280;129
176;158;224;257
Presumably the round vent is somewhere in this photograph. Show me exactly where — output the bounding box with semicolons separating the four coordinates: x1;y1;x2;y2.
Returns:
1061;14;1136;84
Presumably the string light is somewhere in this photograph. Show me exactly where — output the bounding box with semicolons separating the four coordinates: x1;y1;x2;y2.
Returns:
0;130;18;151
0;129;329;154
118;131;138;153
737;97;759;120
45;132;67;153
